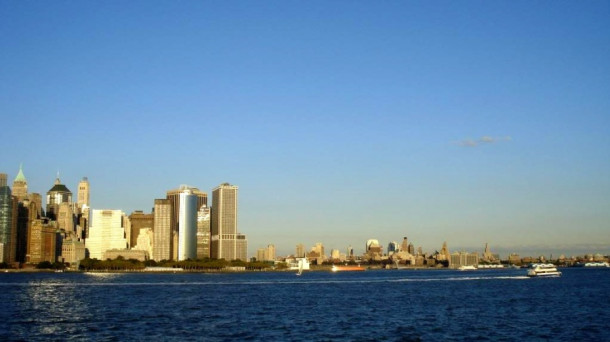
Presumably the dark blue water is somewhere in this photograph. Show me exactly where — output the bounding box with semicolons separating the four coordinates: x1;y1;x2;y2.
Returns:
1;268;609;341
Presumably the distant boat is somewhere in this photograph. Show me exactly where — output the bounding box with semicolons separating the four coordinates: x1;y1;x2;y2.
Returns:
296;258;304;276
331;265;365;272
477;264;505;269
527;264;561;277
458;265;477;271
584;262;610;267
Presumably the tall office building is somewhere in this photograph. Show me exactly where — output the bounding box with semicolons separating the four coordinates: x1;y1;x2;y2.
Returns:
29;193;43;218
257;244;275;261
166;186;207;260
152;199;171;261
196;204;211;259
16;197;39;263
46;176;72;220
400;237;409;252
347;245;354;259
210;183;247;261
77;177;90;209
26;219;58;264
12;165;27;201
86;210;128;260
0;174;13;263
296;243;305;258
177;188;197;261
57;202;74;232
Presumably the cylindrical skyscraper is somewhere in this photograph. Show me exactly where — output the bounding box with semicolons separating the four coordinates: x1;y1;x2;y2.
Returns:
178;187;197;261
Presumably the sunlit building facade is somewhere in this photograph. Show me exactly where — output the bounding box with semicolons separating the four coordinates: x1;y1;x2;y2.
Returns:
152;199;171;261
178;188;197;261
196;205;211;259
77;177;90;209
86;210;128;260
211;183;247;261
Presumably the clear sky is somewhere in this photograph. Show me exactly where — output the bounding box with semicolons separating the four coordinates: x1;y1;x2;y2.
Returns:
1;1;609;257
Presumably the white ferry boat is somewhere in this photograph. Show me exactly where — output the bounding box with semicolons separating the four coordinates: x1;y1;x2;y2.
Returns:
527;264;561;277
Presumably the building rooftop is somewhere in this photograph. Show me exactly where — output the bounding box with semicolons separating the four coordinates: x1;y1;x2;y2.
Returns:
14;164;27;183
48;183;71;193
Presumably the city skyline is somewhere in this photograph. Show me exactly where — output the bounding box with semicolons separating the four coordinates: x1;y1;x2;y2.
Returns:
0;166;606;259
1;2;608;257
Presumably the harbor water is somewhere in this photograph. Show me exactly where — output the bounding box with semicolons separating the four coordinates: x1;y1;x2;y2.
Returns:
1;267;609;341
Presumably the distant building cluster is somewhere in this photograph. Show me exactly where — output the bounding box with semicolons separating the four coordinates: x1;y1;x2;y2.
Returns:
277;239;504;269
0;165;247;268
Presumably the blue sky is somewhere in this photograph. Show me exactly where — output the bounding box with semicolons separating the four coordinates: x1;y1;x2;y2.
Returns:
1;1;609;257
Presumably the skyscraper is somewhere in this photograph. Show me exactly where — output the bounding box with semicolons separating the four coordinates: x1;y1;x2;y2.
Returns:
211;183;247;261
86;210;128;260
77;177;90;209
152;199;171;261
400;237;408;252
46;176;72;220
296;243;305;258
0;174;13;263
178;188;197;261
12;165;27;201
166;186;207;260
257;244;275;261
196;204;211;259
26;219;58;264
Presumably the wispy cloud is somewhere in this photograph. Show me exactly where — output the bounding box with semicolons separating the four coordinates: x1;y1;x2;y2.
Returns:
456;136;511;147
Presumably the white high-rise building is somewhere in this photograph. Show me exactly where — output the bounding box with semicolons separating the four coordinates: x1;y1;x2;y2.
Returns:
211;183;247;261
178;187;197;261
86;210;128;260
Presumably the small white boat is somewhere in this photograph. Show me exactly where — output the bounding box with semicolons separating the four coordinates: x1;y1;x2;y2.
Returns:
458;265;477;271
527;264;561;277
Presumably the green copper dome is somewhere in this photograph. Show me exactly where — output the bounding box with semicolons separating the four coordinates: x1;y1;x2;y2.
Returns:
14;164;27;183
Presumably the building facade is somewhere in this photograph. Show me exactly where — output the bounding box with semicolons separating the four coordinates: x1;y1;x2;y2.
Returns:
257;244;276;261
134;227;153;257
211;183;247;261
450;251;479;268
46;176;72;220
86;210;128;260
152;199;171;261
26;219;58;264
196;204;211;259
178;188;197;261
296;243;305;258
77;177;90;209
128;211;154;249
166;186;207;260
0;174;14;263
12;165;28;202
